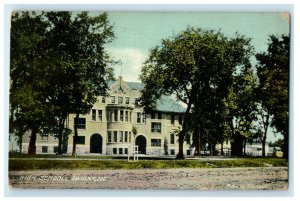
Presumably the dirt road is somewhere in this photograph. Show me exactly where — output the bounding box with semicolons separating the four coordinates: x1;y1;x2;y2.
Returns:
9;167;288;190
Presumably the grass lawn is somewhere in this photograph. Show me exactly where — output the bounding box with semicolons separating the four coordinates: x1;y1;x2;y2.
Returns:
9;157;288;171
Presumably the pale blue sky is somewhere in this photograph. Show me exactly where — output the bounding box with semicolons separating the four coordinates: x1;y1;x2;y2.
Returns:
105;12;289;82
104;12;290;142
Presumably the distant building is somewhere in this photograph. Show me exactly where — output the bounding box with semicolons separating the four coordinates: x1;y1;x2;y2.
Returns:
245;142;271;157
20;76;190;156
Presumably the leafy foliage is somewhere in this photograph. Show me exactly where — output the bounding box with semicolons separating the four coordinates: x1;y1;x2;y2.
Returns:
256;35;289;158
10;11;115;155
140;28;253;158
10;12;56;154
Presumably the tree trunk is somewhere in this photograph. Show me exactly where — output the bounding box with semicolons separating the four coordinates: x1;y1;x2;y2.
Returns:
283;133;288;159
262;137;266;157
210;143;214;157
228;117;235;156
28;128;37;155
19;135;22;154
176;102;192;159
261;113;269;158
72;113;80;157
199;132;202;157
221;143;224;156
193;126;200;156
261;129;268;157
57;117;66;155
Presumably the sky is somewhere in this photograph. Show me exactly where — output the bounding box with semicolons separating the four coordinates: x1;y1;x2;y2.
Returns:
105;12;290;82
103;12;290;142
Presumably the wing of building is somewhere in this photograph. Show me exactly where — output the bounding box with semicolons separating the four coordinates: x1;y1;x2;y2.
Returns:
21;76;191;156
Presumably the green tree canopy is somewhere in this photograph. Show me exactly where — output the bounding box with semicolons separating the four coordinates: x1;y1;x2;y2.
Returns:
10;11;115;155
140;27;253;159
256;34;289;159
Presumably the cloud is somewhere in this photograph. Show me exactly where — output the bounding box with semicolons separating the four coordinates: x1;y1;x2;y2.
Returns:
107;48;148;82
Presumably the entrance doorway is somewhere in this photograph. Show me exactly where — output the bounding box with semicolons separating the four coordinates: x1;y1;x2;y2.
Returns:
90;134;103;154
135;135;147;154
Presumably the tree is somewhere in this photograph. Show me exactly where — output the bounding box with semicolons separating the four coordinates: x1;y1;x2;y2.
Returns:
226;67;258;156
10;12;55;155
44;12;115;156
10;11;115;155
163;137;169;155
269;138;284;150
140;27;253;159
256;35;289;158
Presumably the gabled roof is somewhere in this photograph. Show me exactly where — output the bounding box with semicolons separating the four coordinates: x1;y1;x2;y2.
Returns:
157;95;186;113
127;82;145;91
108;77;186;113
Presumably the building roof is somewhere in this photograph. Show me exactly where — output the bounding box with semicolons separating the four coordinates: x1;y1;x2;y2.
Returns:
127;82;145;91
109;78;186;113
127;81;186;113
157;95;186;113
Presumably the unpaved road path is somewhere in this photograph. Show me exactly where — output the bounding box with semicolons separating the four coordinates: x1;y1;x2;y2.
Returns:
9;167;288;190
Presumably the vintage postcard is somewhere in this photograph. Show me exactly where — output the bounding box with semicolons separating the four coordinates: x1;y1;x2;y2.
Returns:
8;11;289;190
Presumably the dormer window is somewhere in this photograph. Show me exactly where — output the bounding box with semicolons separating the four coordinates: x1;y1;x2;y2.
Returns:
111;96;115;104
118;96;123;104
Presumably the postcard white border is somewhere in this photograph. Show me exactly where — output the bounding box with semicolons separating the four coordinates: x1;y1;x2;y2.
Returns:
2;2;296;199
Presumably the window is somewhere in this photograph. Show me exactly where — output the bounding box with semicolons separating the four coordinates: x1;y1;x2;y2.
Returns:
102;96;105;103
186;134;191;144
151;139;161;147
170;133;175;144
92;109;96;121
170;149;175;155
142;113;146;123
125;111;129;122
41;134;48;142
134;98;139;107
119;131;123;143
42;146;48;153
125;131;128;143
151;113;155;119
75;118;86;129
125;97;130;104
113;131;118;142
120;110;124;122
171;114;175;125
118;96;123;104
74;136;85;144
53;146;58;153
98;110;102;121
187;150;191;155
119;148;123;154
179;115;183;125
158;112;162;119
113;148;117;154
108;131;112;143
108;110;113;122
125;148;128;155
151;122;161;133
114;110;118;121
125;131;128;142
53;134;58;142
129;112;132;122
137;112;141;123
129;132;131;143
111;96;115;103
